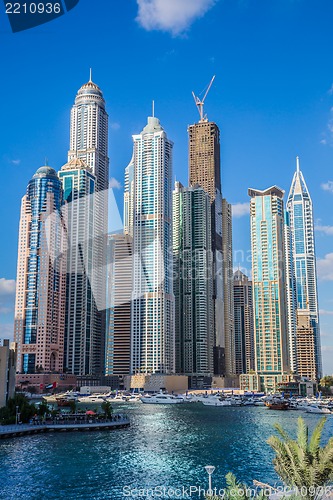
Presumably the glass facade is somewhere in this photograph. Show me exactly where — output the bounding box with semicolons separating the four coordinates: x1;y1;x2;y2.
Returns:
15;166;65;374
286;159;322;379
249;186;290;392
130;117;175;374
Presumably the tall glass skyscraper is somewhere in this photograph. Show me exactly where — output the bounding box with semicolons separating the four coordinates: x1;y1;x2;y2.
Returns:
59;158;97;375
249;186;290;392
68;75;109;192
188;119;231;376
130;116;175;374
173;181;214;380
68;76;109;373
233;270;255;375
105;233;133;376
286;157;322;379
14;166;66;374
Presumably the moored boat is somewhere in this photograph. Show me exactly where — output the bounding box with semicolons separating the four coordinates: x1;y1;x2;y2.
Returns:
141;394;184;404
265;400;289;410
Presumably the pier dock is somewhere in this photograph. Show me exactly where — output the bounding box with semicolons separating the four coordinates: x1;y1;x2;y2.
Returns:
0;416;130;439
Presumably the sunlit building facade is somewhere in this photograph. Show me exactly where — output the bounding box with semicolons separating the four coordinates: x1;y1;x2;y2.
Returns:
130;116;175;374
249;186;290;392
14;166;66;374
68;76;109;373
188;120;226;375
286;157;322;379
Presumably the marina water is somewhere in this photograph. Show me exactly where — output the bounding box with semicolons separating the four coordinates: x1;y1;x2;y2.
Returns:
0;404;331;499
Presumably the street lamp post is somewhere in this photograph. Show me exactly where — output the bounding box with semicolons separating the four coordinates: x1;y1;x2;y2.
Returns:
204;465;215;497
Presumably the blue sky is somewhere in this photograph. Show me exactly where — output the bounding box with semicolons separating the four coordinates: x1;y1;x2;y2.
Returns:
0;0;332;373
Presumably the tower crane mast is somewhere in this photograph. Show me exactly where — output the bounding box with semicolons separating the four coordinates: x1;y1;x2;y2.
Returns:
192;75;216;122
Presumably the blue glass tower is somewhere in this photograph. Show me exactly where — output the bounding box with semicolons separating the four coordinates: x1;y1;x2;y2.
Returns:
14;166;66;374
59;158;97;375
287;157;322;380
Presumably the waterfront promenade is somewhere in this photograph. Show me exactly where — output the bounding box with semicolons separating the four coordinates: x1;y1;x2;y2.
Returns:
0;415;130;439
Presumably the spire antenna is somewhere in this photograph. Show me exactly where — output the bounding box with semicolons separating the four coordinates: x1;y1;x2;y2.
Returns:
192;75;216;122
296;156;300;173
89;68;92;82
152;100;155;118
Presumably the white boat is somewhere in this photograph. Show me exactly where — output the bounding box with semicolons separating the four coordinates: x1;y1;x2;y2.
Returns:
306;405;332;414
127;395;142;403
78;394;107;404
202;399;232;407
141;393;184;404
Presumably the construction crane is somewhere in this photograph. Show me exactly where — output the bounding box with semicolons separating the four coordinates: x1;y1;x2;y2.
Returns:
192;75;216;122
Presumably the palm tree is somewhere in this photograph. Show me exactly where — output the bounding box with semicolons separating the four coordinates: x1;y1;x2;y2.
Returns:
267;417;333;499
101;401;113;419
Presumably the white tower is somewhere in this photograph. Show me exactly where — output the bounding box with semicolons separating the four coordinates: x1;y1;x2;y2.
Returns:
287;157;322;379
130;116;175;374
67;74;109;374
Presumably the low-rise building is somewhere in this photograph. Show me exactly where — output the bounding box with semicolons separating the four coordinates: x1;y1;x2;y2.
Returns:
0;340;17;407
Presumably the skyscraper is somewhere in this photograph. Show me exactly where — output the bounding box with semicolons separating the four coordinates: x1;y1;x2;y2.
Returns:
130;116;174;374
68;74;109;192
68;75;109;372
59;158;97;375
286;157;322;379
233;270;255;374
173;181;214;380
105;233;133;376
284;211;298;374
249;186;290;392
222;198;235;375
14;166;66;374
188;119;225;375
124;157;134;237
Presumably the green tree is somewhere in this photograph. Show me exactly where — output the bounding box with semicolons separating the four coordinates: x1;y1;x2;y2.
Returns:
101;401;113;419
37;401;49;417
0;394;36;425
267;417;333;499
320;376;333;395
206;473;265;500
68;400;76;414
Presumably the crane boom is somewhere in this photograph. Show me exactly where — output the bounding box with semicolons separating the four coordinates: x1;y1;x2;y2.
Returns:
192;75;216;122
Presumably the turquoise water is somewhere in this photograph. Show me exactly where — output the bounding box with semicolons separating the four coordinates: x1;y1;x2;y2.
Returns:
0;404;332;499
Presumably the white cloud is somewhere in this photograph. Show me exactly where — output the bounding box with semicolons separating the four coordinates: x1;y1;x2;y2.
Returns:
11;159;21;166
136;0;218;35
232;202;250;218
110;122;120;131
320;309;333;316
0;279;16;317
321;180;333;193
317;253;333;281
109;177;122;190
0;278;16;296
315;224;333;235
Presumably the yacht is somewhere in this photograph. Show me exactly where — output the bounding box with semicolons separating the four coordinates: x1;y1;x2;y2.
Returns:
141;393;184;404
306;405;332;414
202;399;232;407
78;394;107;404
